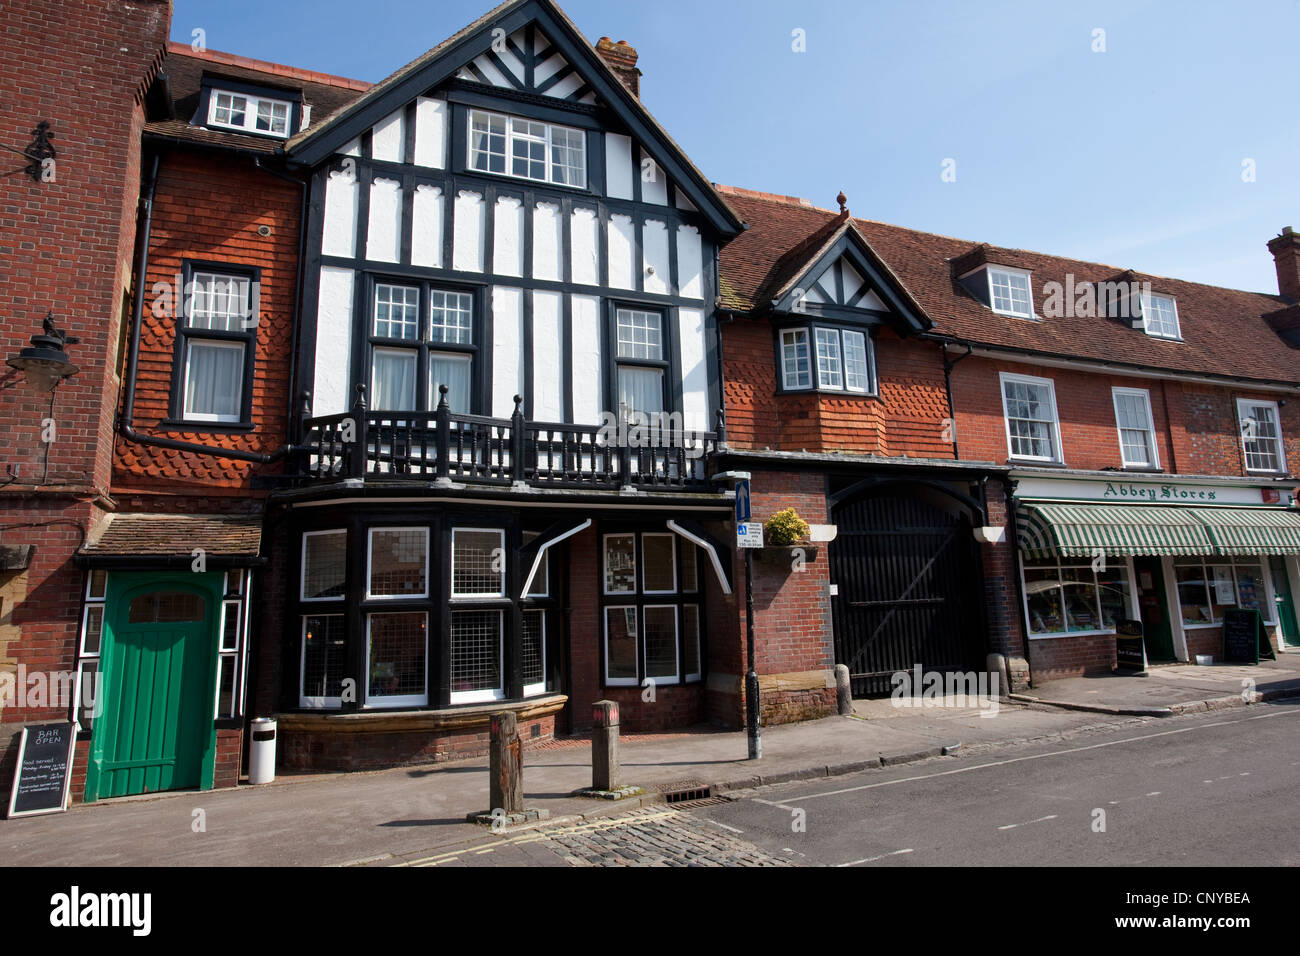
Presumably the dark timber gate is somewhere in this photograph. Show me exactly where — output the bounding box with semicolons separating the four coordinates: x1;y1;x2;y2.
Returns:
830;491;985;697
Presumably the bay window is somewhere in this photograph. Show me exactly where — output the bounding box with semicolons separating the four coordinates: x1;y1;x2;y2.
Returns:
449;528;506;703
779;324;876;395
601;531;704;686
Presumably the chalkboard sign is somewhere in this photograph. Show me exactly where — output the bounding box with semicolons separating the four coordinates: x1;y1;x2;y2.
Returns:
1222;608;1265;664
1115;619;1146;671
6;722;76;818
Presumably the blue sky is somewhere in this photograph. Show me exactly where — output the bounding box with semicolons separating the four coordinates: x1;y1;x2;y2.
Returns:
172;0;1300;293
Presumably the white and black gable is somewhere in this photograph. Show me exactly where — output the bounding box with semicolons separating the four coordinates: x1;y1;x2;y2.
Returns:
291;0;743;434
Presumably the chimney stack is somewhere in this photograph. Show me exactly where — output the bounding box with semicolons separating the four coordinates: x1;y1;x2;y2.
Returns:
1267;226;1300;302
595;37;640;98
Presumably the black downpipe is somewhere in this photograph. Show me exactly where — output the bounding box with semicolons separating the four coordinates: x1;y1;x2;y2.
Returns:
941;341;974;459
119;152;296;464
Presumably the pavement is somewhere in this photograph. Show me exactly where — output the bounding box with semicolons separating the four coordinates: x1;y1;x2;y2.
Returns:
2;659;1297;867
1015;657;1300;716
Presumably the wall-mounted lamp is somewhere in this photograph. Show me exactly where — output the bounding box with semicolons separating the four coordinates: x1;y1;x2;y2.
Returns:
5;311;79;393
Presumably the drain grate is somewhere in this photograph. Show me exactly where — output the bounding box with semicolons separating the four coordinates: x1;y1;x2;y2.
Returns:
662;784;712;804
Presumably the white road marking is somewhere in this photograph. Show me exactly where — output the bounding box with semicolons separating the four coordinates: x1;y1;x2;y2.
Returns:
768;708;1300;805
997;814;1057;831
1146;791;1161;797
837;848;914;866
706;819;744;834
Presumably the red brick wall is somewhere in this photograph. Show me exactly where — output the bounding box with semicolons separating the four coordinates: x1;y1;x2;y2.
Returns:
982;479;1027;666
951;355;1298;477
722;321;955;458
214;728;243;788
0;0;170;797
279;716;556;772
113;148;300;495
1027;633;1116;682
568;530;600;730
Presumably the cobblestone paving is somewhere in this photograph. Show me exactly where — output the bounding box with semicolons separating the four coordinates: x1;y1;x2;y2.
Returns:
391;805;796;867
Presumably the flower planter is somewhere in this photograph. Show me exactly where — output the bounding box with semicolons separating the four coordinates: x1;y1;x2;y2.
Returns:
753;544;819;565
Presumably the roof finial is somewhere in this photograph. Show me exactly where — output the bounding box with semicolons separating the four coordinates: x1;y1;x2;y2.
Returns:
836;190;848;216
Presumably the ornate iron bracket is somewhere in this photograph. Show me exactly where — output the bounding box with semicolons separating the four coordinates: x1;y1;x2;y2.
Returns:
2;121;56;182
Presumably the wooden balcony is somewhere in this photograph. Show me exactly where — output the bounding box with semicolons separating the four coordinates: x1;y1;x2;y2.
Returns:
296;390;719;492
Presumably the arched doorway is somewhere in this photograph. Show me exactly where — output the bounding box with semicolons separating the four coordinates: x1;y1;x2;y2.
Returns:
830;483;986;696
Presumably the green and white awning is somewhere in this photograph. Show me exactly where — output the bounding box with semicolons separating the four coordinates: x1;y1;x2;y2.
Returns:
1018;502;1300;559
1017;503;1215;560
1190;507;1300;556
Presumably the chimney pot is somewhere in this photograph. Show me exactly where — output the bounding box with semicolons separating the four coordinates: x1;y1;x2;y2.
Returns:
596;35;641;98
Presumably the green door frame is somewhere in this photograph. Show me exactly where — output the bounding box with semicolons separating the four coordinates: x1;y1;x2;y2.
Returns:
1134;557;1176;662
1269;556;1300;649
85;571;223;802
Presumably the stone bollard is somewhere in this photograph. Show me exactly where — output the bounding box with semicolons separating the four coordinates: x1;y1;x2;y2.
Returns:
835;664;853;716
592;700;621;791
490;711;523;815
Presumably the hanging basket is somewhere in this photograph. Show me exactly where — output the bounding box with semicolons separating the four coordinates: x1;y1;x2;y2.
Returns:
754;544;819;565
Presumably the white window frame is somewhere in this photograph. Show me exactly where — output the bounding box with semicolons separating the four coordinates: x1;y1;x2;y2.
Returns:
682;604;702;682
999;371;1062;463
298;613;346;709
364;611;429;708
1237;398;1287;474
450;528;506;599
1140;293;1182;340
1111;387;1160;469
365;526;430;601
206;89;293;138
780;328;812;390
603;605;639;686
603;533;637;596
300;529;347;602
642;604;680;687
448;609;506;705
1173;556;1277;628
641;532;677;595
987;266;1034;319
522;609;547;697
466;108;587;188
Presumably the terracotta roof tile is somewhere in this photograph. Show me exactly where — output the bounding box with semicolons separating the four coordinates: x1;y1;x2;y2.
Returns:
82;513;263;557
718;186;1297;385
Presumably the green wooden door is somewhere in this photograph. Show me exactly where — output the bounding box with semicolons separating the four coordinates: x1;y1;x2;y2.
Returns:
1269;557;1300;649
86;574;220;801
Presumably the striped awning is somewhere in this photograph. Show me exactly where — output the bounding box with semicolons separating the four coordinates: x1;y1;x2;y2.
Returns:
1016;503;1216;559
1190;507;1300;556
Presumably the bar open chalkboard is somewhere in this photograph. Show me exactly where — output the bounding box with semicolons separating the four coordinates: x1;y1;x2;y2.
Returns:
1115;619;1146;671
1222;608;1264;664
6;722;76;818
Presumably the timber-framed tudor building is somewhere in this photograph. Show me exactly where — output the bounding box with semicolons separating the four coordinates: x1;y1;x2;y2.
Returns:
2;0;1299;802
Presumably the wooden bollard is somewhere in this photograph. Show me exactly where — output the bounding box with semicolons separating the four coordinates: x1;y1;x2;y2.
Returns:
592;700;621;791
490;711;523;814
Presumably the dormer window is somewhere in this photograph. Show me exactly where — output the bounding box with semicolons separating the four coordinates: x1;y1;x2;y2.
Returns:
467;109;586;188
1140;293;1181;339
207;89;292;137
988;267;1033;318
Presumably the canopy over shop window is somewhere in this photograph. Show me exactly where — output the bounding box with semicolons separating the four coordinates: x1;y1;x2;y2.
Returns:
1017;501;1300;560
1188;508;1300;556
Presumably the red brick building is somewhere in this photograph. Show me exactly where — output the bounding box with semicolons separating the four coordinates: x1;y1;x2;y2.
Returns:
5;0;1300;809
713;186;1300;693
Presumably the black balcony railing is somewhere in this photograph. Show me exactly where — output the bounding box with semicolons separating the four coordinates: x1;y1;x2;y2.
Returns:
297;387;719;491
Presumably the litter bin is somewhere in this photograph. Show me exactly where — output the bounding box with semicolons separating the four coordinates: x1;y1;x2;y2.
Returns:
249;717;277;785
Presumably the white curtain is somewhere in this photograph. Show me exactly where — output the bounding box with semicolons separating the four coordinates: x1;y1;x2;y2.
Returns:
617;366;664;419
371;349;416;411
430;353;472;412
185;341;243;419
